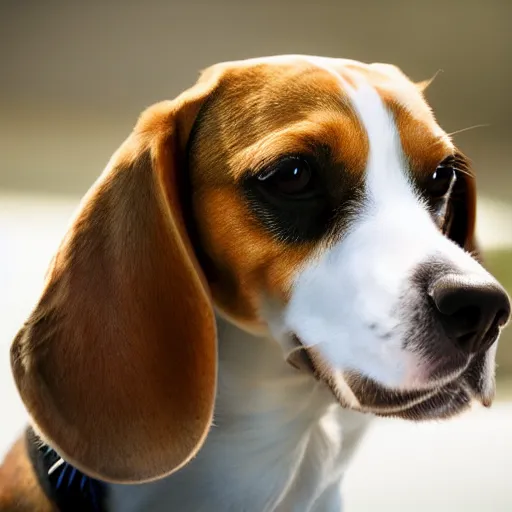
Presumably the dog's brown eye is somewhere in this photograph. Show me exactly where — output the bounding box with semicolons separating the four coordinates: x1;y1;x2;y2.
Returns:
245;153;331;244
427;161;456;199
258;157;315;197
425;158;459;235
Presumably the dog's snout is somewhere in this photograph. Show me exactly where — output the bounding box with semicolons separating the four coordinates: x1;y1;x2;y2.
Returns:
429;275;511;354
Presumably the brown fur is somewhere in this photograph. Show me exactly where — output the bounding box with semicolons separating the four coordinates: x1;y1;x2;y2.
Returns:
9;77;223;483
189;61;370;320
4;56;478;503
0;439;55;511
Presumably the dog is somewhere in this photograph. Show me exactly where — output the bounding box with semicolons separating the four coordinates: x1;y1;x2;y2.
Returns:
1;55;510;511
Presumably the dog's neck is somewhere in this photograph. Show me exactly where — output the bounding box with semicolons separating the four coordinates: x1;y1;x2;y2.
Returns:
108;314;371;512
214;313;334;422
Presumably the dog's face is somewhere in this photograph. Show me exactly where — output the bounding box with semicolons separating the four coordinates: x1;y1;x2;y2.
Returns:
189;56;510;420
12;55;511;483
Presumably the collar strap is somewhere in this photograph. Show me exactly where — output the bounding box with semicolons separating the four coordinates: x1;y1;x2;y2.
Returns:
26;428;106;512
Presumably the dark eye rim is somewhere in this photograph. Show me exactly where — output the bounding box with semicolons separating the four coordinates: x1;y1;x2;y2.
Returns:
426;156;457;199
251;153;324;201
422;153;475;245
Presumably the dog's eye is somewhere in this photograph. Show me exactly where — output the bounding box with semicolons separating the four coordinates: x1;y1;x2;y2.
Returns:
427;160;456;199
425;157;459;234
257;157;318;198
243;152;334;244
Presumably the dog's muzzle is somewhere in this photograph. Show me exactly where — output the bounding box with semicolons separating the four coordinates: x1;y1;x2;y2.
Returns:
287;265;510;421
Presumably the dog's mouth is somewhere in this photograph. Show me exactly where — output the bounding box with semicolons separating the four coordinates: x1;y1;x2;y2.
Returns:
286;336;496;421
286;340;317;375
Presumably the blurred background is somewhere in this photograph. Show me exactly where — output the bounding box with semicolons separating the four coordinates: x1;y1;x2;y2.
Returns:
1;1;511;510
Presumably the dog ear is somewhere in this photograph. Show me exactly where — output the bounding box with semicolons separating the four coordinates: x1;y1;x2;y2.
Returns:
10;72;223;483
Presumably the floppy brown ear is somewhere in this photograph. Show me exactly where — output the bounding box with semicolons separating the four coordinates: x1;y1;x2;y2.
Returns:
10;76;221;483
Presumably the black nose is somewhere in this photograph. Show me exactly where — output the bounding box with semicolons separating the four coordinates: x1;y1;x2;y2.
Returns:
429;275;511;354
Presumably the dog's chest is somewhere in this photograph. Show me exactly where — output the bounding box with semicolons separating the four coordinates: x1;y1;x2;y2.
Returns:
108;405;367;512
108;323;370;511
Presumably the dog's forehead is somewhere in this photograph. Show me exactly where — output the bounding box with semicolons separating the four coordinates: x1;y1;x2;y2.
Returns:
190;57;461;321
194;55;453;183
216;55;436;119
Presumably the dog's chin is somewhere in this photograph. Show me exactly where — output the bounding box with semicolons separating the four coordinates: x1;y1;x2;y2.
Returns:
287;341;496;421
341;373;478;421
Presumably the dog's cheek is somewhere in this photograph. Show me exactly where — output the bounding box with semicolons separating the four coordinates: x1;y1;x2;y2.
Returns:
193;187;317;325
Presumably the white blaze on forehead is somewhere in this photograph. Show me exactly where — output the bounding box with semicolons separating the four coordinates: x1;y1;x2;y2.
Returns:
347;81;484;280
348;82;410;197
283;79;490;390
300;56;447;135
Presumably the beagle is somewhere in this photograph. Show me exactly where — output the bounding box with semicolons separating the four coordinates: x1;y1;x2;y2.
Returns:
1;55;510;512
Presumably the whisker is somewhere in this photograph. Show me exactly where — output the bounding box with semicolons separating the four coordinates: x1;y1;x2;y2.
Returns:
426;124;489;153
452;165;473;177
426;137;449;150
446;124;489;137
418;68;444;91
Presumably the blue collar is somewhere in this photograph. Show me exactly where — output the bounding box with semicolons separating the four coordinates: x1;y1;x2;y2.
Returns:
26;428;107;512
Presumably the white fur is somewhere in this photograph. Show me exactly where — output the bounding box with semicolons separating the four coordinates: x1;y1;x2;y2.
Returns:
108;315;370;512
283;80;494;392
105;58;498;511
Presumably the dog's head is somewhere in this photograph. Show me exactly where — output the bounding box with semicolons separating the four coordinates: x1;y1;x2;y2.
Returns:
11;56;510;484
